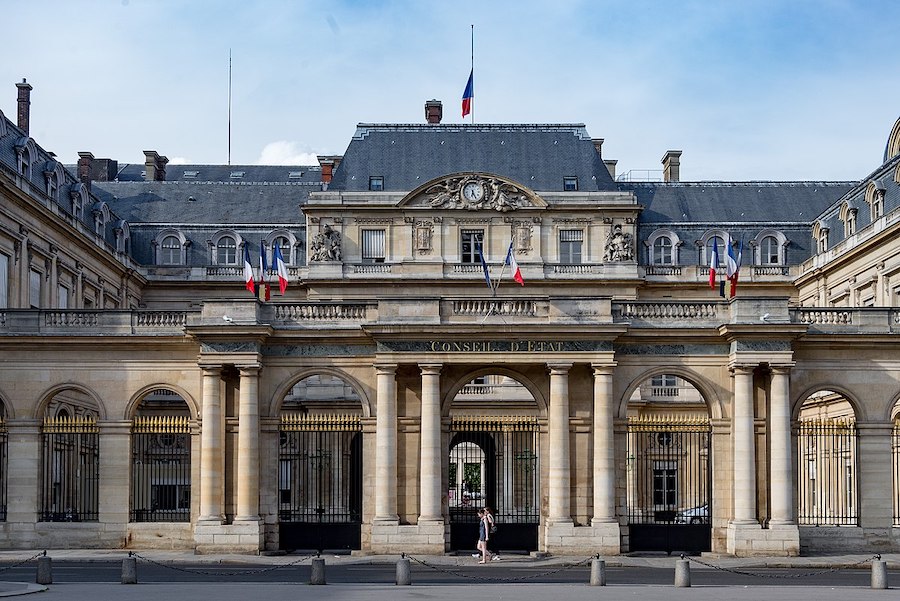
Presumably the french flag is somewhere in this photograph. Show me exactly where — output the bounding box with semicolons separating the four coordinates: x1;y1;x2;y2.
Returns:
727;237;742;297
258;240;271;301
461;69;473;118
708;237;719;289
272;242;289;295
243;243;255;295
505;242;524;286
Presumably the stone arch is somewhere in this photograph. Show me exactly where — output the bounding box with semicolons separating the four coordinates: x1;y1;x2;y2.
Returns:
884;115;900;163
124;384;199;421
0;386;14;419
617;366;724;420
398;171;548;209
34;383;107;420
269;368;372;418
443;366;548;417
886;390;900;421
792;383;864;421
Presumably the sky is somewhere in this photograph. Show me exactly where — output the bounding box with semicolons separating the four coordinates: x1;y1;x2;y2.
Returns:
4;0;900;181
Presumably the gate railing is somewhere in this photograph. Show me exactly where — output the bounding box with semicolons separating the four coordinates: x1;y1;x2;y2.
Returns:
278;414;362;524
39;416;100;522
130;416;192;522
626;415;711;525
894;421;900;527
0;419;6;522
797;419;858;526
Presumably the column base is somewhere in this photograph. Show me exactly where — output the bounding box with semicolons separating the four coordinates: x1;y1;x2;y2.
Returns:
369;520;446;554
544;521;621;555
194;519;264;554
726;521;799;556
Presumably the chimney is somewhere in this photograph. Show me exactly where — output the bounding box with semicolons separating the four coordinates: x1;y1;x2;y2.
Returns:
592;138;604;158
662;150;682;182
16;78;32;135
77;152;95;185
425;99;443;124
317;155;343;185
143;150;168;181
604;160;617;180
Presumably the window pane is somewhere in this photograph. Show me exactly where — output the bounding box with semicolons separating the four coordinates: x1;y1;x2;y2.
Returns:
560;230;583;263
369;176;384;191
709;236;725;265
217;238;236;264
361;230;385;263
653;237;673;265
161;236;180;265
460;230;484;264
762;236;779;264
30;269;41;309
275;236;291;264
0;254;7;309
58;286;68;309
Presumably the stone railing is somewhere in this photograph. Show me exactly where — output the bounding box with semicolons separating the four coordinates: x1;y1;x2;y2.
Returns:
616;301;721;321
0;310;192;335
452;299;538;317
134;312;188;328
793;308;853;325
752;265;790;276
551;264;594;274
790;308;900;333
352;263;392;274
44;311;100;328
273;303;374;322
645;265;683;276
205;266;244;277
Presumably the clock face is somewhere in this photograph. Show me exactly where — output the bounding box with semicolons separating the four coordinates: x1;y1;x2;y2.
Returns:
462;181;484;202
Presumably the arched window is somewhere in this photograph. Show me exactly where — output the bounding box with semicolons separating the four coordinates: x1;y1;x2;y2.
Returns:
161;235;181;265
704;234;726;267
760;236;780;265
274;235;292;265
653;237;673;265
646;230;680;265
216;236;238;265
14;137;35;179
839;202;857;238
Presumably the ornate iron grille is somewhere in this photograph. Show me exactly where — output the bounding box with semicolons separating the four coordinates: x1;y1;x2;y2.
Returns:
39;416;99;522
448;416;540;551
130;416;192;522
626;416;711;525
797;419;858;525
0;419;6;522
278;414;362;524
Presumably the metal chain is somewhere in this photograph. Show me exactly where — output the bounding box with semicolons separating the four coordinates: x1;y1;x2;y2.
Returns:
684;553;879;579
405;553;596;582
0;551;47;574
128;551;317;577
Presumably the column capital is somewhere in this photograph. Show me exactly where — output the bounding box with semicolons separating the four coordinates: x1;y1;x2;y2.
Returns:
770;364;795;375
419;363;443;375
591;364;616;376
200;365;223;376
237;365;261;377
729;364;756;375
547;362;573;374
374;363;398;375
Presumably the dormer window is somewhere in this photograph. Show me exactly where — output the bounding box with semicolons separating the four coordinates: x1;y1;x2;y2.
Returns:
230;171;245;179
563;176;578;192
183;170;199;179
288;171;304;179
369;176;384;191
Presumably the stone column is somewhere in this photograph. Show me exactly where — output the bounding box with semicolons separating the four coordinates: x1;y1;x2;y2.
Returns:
732;366;757;524
375;364;399;522
548;363;573;524
98;421;131;527
769;366;794;525
199;366;224;522
592;365;616;524
235;366;260;522
5;420;40;523
419;364;443;522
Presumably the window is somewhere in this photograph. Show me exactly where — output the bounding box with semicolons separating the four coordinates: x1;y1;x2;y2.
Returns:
369;176;384;191
273;236;292;265
559;229;583;263
652;461;677;506
0;254;7;309
872;191;884;221
760;236;779;264
817;228;829;254
707;235;725;266
18;147;30;177
361;229;385;263
160;235;181;265
460;230;484;264
653;237;673;265
216;237;237;265
58;285;68;309
563;177;578;191
29;269;41;309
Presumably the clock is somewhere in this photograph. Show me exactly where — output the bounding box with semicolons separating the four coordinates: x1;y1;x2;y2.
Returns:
462;181;485;202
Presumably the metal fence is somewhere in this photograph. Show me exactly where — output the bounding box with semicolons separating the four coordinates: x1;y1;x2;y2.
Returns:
893;421;900;526
797;419;858;525
0;419;6;521
39;416;99;522
131;416;192;522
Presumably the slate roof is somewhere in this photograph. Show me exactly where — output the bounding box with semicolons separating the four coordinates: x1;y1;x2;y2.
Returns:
112;163;321;184
91;179;316;224
329;124;616;192
621;181;855;224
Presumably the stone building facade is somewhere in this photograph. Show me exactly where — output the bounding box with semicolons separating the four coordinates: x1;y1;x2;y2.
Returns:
0;84;899;556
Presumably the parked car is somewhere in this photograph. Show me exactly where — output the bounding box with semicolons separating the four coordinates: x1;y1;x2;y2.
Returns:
675;503;708;524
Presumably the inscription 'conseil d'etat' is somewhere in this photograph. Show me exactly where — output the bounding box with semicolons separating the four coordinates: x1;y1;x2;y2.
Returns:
429;340;565;352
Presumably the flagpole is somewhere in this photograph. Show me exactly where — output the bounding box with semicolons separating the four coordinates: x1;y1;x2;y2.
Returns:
228;49;232;166
470;24;474;124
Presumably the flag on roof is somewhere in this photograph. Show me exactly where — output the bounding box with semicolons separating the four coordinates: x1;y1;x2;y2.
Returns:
505;241;524;286
272;242;289;295
727;237;743;297
462;69;474;118
243;243;255;295
477;240;492;290
258;240;271;301
708;237;719;289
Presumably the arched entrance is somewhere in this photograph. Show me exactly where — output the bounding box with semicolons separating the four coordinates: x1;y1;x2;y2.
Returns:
278;373;363;552
448;373;540;553
625;373;711;554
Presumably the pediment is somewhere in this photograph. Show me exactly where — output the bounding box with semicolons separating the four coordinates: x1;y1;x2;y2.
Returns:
400;173;546;211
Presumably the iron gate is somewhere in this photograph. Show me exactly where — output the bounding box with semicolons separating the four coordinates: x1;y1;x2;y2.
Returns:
278;414;362;552
448;416;540;552
626;416;711;554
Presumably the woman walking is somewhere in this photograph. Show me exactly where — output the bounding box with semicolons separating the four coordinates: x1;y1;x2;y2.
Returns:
476;509;492;563
483;506;499;560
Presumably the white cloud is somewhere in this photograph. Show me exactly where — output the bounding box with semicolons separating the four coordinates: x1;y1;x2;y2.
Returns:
255;141;318;166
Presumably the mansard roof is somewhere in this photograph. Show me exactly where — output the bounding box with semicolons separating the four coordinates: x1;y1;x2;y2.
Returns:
113;163;321;183
328;124;617;193
620;181;854;224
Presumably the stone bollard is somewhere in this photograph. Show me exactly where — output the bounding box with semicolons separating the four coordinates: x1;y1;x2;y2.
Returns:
590;558;606;586
310;557;326;585
871;559;888;590
36;555;52;585
121;555;138;584
396;556;411;585
674;558;691;588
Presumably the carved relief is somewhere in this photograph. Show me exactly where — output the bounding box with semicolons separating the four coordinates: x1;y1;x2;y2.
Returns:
415;221;433;255
603;223;634;262
310;224;342;262
418;175;532;212
513;222;532;253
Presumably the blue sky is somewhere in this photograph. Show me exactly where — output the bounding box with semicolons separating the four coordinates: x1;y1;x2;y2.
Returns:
4;0;899;180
